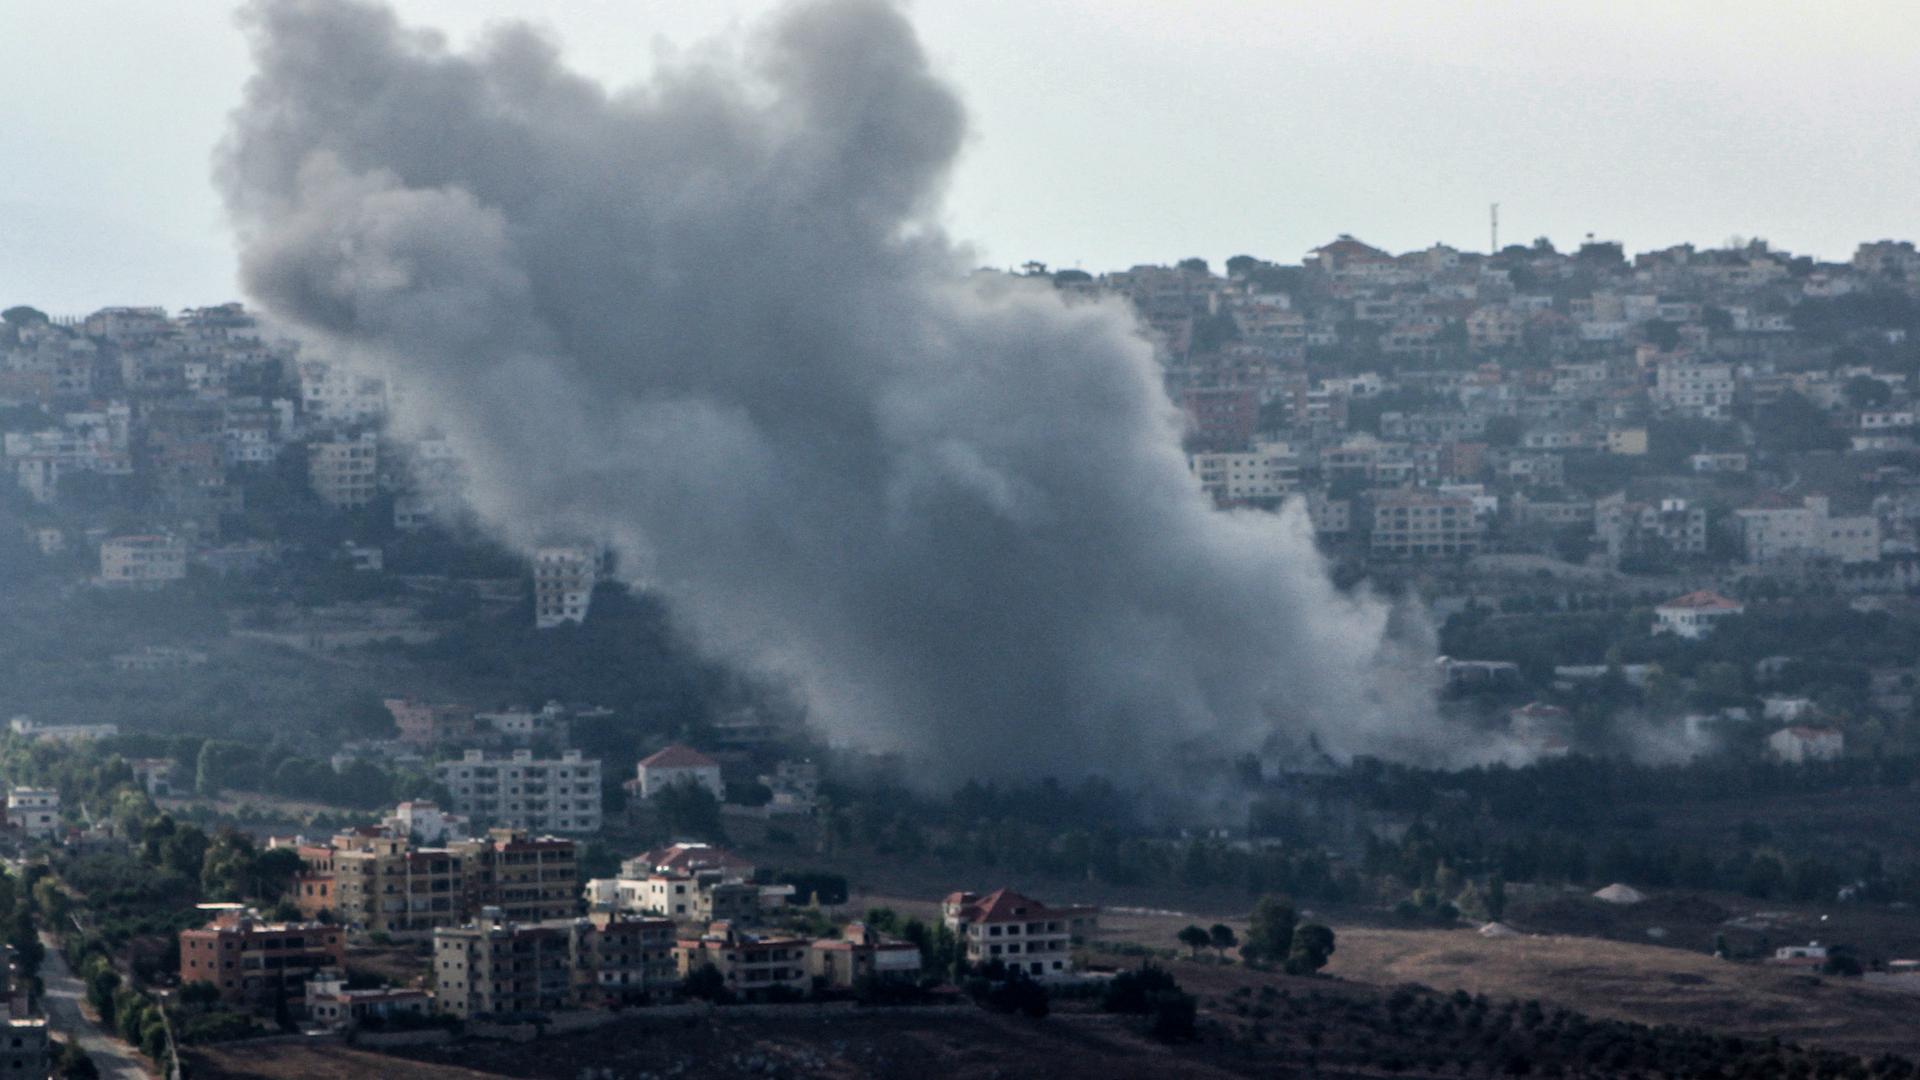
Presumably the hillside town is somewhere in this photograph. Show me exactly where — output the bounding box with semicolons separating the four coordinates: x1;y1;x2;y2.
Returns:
7;233;1920;1074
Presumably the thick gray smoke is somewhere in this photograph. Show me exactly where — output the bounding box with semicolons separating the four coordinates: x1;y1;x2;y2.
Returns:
220;0;1458;781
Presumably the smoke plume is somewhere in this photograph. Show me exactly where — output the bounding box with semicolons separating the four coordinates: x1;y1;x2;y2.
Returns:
220;0;1457;781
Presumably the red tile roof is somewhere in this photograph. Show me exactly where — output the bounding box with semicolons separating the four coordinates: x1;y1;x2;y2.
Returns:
638;745;718;769
1658;590;1743;611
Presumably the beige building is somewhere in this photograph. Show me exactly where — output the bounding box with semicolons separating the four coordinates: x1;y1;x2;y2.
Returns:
432;917;572;1019
808;922;924;989
5;789;58;840
676;922;810;1000
631;745;723;801
97;534;186;587
307;432;379;509
1369;489;1482;557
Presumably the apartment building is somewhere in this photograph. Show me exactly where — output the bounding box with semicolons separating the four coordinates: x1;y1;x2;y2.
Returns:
454;829;582;925
808;922;924;989
327;833;466;938
568;911;680;1006
432;917;572;1019
307;432;379;509
5;789;57;841
435;749;603;834
534;545;598;629
1735;495;1880;566
1369;489;1483;557
97;534;186;587
941;888;1098;982
676;922;811;1001
1187;442;1300;503
295;826;578;937
178;905;346;1011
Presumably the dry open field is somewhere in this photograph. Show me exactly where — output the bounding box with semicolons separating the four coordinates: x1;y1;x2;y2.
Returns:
1328;925;1920;1059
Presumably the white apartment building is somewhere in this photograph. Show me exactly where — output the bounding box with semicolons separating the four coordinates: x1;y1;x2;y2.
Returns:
98;534;187;587
1651;362;1735;419
1735;495;1880;566
298;360;388;426
1370;489;1482;557
1188;442;1300;502
434;749;602;834
534;545;598;629
308;433;379;509
6;788;59;839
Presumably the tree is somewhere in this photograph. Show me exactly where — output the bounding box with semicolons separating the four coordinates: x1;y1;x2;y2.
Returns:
1176;257;1210;276
653;782;726;842
1845;375;1894;409
1208;923;1238;959
1176;924;1211;959
1149;990;1197;1041
1;306;47;326
682;963;730;1003
1242;894;1297;963
1286;923;1337;975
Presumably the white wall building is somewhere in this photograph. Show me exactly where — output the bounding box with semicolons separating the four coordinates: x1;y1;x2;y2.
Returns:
534;545;598;629
1187;442;1300;502
1735;495;1880;565
632;746;724;801
98;534;187;587
6;788;59;839
433;749;602;834
1768;726;1844;764
1653;590;1745;639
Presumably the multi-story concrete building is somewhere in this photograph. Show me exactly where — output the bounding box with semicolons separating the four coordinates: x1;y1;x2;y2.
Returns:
568;912;680;1006
327;833;466;939
4;789;57;841
1735;495;1880;566
1651;361;1735;418
451;829;582;925
97;534;186;587
1187;442;1300;503
533;545;598;629
295;827;578;937
178;905;346;1012
676;922;810;1001
1595;494;1708;567
1654;590;1746;640
432;916;572;1019
808;922;924;989
941;888;1098;982
435;749;602;834
307;432;379;509
1369;489;1482;557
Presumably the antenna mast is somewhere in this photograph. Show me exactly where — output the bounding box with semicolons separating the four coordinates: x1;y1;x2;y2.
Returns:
1490;203;1500;254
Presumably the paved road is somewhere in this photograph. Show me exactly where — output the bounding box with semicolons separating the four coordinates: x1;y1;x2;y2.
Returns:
39;931;153;1080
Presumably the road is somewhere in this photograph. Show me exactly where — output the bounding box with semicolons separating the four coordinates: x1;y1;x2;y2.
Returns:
38;931;153;1080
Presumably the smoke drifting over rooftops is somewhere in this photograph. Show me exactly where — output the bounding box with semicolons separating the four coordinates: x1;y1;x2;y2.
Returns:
219;0;1467;781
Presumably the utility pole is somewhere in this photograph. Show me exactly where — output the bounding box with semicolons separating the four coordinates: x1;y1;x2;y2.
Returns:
1490;203;1500;255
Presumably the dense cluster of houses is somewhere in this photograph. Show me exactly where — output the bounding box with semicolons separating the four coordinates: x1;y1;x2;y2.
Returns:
175;819;1097;1029
1038;237;1920;577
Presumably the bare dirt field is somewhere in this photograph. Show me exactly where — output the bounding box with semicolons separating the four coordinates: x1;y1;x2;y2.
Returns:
1328;925;1920;1058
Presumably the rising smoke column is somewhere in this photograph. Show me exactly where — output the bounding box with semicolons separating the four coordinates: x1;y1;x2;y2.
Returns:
219;0;1454;780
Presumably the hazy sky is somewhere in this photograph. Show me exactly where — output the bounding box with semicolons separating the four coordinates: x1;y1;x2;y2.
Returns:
4;0;1918;314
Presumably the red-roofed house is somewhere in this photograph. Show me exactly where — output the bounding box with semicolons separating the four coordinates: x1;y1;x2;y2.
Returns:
942;889;1098;981
631;745;723;801
1768;726;1844;764
1654;590;1745;639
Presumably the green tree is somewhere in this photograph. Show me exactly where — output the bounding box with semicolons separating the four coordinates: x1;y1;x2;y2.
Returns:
1176;924;1211;959
1286;923;1337;975
1;306;47;326
1242;894;1297;963
1208;923;1238;959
